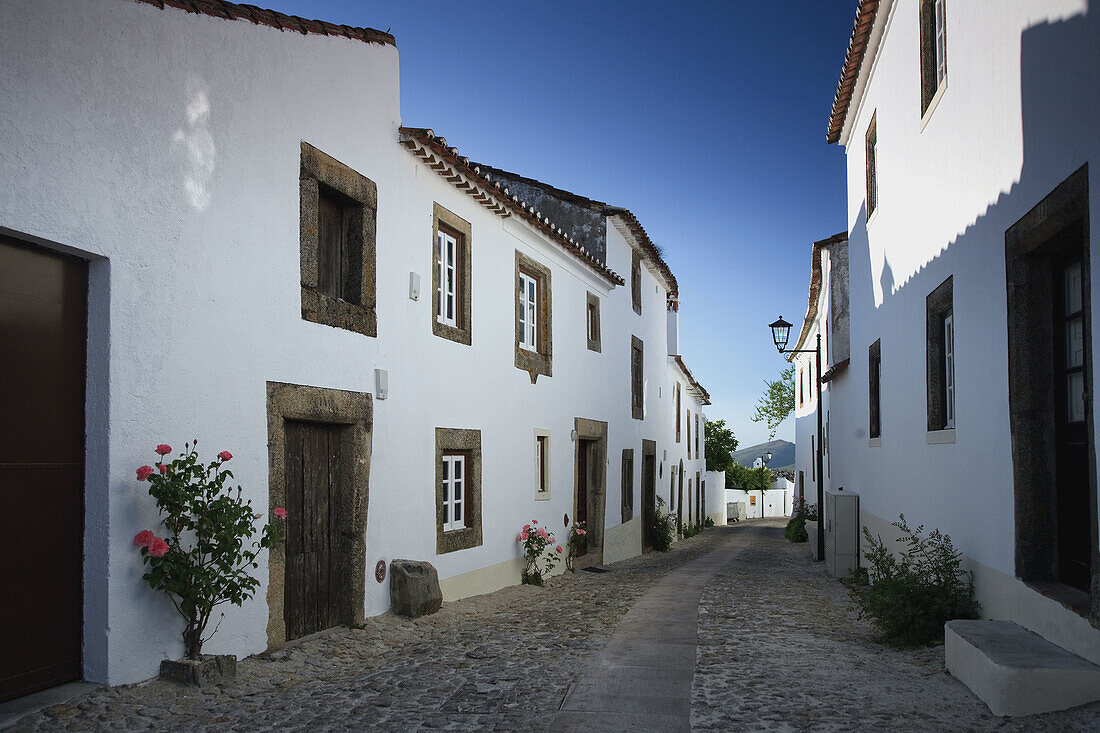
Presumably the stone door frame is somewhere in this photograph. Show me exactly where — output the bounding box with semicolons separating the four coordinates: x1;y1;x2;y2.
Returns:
573;417;608;569
265;382;372;649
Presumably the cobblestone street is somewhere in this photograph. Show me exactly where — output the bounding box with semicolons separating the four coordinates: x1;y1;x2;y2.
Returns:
9;521;1100;731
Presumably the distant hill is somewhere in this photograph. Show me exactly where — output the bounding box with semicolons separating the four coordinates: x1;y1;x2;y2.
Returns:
731;439;795;471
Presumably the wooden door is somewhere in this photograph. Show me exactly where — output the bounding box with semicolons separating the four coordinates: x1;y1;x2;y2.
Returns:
696;472;702;527
284;421;342;640
0;237;87;701
575;440;590;556
1054;230;1091;591
676;463;684;536
642;454;656;549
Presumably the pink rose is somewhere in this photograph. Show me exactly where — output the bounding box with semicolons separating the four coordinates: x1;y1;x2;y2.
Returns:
134;530;154;548
158;464;167;474
577;529;586;535
521;531;529;541
136;465;154;481
274;507;288;519
538;528;548;539
556;545;563;554
516;533;523;542
532;519;538;524
218;450;233;461
148;537;169;557
155;444;172;456
523;524;530;531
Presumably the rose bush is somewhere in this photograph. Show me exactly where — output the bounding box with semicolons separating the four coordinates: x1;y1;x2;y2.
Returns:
565;521;587;571
133;440;284;659
516;519;561;586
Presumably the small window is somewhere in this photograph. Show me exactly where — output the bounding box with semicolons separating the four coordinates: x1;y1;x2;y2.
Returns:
865;114;878;218
621;449;635;523
695;413;700;456
631;251;642;315
441;452;466;532
919;0;947;115
675;383;682;442
631;336;644;420
869;339;882;439
437;229;458;327
431;204;472;345
586;291;601;352
534;430;550;499
926;277;954;431
799;367;805;407
686;409;692;458
317;187;362;304
811;436;815;481
519;271;538;352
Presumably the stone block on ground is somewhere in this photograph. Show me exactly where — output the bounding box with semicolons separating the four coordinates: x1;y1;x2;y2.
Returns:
159;654;236;687
945;619;1100;716
390;559;443;618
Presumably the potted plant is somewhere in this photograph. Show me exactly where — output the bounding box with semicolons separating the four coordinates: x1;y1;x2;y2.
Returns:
133;440;284;686
516;519;562;585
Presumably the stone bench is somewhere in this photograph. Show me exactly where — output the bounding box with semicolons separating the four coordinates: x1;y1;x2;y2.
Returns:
945;619;1100;716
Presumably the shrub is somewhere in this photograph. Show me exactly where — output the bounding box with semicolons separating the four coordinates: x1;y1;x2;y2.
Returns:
681;522;700;538
565;521;587;571
847;515;980;648
703;516;715;528
649;497;676;552
784;496;815;543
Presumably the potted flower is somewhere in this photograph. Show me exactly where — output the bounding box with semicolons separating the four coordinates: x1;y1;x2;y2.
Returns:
516;519;562;586
133;440;284;686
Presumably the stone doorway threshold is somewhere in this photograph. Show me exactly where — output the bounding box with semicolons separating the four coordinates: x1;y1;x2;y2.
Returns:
0;681;102;731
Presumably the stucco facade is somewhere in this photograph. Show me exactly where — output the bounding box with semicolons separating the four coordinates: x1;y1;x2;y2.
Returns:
0;0;711;690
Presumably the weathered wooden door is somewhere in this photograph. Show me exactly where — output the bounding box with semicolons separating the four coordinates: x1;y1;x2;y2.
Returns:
284;421;342;640
0;237;86;701
642;454;656;549
575;440;591;556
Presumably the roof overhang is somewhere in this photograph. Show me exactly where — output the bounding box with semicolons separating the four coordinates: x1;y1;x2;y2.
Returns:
671;355;711;406
608;210;679;296
787;232;847;361
826;0;889;145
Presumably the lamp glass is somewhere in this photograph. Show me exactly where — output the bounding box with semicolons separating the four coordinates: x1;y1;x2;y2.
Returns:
769;316;793;351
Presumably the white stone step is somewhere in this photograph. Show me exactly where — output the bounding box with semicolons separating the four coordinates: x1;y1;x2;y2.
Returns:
945;619;1100;716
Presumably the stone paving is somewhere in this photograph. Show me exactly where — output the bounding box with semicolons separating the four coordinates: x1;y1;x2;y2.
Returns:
8;520;1100;731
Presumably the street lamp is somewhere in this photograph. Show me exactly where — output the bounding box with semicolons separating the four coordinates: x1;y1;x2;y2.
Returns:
757;451;773;519
769;316;825;562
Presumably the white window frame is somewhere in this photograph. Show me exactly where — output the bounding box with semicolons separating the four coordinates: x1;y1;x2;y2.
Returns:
437;229;458;328
534;429;551;500
519;271;538;351
943;309;955;429
441;453;465;532
934;0;947;86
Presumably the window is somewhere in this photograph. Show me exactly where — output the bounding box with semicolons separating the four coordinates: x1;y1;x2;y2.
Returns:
919;0;947;116
865;114;878;218
631;251;642;315
435;428;482;553
586;291;601;352
686;410;692;458
514;251;553;381
621;449;635;523
799;367;805;407
300;142;377;336
534;430;551;499
695;414;700;456
441;453;465;532
811;436;815;481
869;339;882;440
519;271;538;351
631;336;644;420
675;383;682;442
432;204;472;344
926;277;954;431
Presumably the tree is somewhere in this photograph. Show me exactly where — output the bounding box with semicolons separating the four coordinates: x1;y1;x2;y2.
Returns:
727;463;773;518
751;365;795;440
704;419;739;474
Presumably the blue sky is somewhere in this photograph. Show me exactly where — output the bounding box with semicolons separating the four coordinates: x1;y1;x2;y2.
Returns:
266;0;854;449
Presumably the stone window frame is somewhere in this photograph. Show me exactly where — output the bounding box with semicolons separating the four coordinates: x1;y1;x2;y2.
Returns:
926;276;955;433
514;251;553;383
675;382;682;442
586;291;602;353
865;113;878;220
869;339;882;442
265;381;373;650
631;250;642;315
695;413;700;457
918;0;948;118
299;142;377;336
432;203;472;346
621;448;635;524
435;428;483;554
631;335;644;420
534;428;551;501
686;409;692;458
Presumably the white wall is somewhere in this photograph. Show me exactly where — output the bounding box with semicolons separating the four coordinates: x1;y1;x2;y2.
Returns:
0;0;710;685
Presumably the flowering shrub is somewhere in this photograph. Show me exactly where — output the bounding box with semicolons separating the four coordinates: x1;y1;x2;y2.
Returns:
133;440;284;659
516;519;562;586
565;521;587;571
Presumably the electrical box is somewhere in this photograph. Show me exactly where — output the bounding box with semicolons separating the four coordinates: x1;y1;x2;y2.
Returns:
409;272;420;301
825;489;860;579
375;368;388;400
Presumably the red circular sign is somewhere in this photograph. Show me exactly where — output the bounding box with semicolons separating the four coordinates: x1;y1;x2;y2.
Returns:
375;560;386;583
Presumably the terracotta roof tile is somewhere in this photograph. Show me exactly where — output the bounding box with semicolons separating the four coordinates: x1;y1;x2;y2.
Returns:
672;355;711;405
826;0;879;144
133;0;395;47
788;231;847;359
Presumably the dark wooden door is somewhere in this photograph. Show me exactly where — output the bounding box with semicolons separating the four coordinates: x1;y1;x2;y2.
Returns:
696;472;702;527
676;464;683;536
1053;228;1091;591
575;440;590;556
0;237;87;702
642;454;656;549
284;421;342;640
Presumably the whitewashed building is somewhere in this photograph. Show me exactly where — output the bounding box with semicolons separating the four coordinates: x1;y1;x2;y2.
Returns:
817;0;1100;670
0;0;711;696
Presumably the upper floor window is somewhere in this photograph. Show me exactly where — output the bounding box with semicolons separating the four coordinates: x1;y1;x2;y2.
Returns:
519;271;538;351
686;409;692;457
432;204;472;345
919;0;947;116
869;339;882;440
675;383;682;442
514;251;553;382
631;251;642;315
865;114;878;218
695;413;700;456
799;367;805;406
586;291;601;352
926;277;955;431
631;336;644;420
